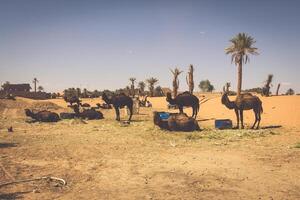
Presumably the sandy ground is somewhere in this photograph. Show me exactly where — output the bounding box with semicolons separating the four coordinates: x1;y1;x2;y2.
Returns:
0;94;300;199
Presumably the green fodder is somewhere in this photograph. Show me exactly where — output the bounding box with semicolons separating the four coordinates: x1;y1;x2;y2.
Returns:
295;142;300;148
185;129;280;142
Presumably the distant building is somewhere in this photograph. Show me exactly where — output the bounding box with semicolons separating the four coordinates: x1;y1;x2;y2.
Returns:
2;84;31;92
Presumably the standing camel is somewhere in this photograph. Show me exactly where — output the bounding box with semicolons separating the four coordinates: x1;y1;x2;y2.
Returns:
166;92;199;118
102;93;133;121
221;92;263;129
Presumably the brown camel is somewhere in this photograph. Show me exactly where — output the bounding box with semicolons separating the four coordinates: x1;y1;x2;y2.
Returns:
221;92;263;129
69;104;104;120
102;93;133;121
166;92;199;118
153;112;200;131
25;109;60;122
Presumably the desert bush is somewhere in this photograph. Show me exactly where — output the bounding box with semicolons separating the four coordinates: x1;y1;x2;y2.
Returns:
199;80;215;92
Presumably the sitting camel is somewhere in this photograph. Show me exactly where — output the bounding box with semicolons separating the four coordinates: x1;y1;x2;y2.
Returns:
96;103;112;109
221;92;263;129
80;103;91;108
153;112;200;132
166;92;200;118
25;109;60;122
102;93;133;121
71;104;103;120
60;112;77;119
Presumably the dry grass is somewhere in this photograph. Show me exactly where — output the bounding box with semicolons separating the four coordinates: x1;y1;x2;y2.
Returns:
0;97;300;199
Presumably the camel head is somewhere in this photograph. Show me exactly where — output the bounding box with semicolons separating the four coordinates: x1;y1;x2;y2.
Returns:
221;92;236;110
166;92;172;101
102;93;111;104
24;109;34;117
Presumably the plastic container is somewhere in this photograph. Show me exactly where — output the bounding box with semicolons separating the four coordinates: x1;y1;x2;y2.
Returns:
215;119;232;129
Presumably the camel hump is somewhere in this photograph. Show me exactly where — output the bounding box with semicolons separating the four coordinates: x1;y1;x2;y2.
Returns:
118;92;127;96
179;91;191;96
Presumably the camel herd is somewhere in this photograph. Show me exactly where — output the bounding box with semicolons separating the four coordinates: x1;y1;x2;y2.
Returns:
24;91;263;131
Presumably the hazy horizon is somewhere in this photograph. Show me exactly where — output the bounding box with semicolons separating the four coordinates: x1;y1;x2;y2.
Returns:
1;0;299;94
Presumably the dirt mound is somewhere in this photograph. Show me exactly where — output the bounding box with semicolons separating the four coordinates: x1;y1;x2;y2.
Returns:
0;99;29;113
30;101;62;111
0;99;62;119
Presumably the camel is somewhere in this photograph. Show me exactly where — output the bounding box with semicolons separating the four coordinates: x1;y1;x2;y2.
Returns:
96;103;112;109
60;112;77;119
80;103;91;108
138;95;152;107
102;93;133;121
70;104;104;120
25;109;60;122
166;92;200;118
153;112;200;131
221;92;263;129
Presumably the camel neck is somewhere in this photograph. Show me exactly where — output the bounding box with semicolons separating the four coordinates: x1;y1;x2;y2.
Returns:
167;96;176;105
222;95;236;110
103;96;112;104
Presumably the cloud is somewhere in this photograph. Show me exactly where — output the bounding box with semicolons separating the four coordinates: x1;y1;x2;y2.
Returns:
200;31;206;35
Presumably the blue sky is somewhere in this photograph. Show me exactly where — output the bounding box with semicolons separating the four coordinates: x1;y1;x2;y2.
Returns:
0;0;299;93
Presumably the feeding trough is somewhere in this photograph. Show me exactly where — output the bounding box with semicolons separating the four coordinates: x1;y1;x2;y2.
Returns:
215;119;232;129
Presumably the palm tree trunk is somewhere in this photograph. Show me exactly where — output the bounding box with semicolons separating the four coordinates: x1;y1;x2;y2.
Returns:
237;61;242;96
34;81;37;93
276;83;281;96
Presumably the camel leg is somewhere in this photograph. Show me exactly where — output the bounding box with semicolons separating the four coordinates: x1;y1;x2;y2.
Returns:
128;105;133;121
256;110;261;129
251;109;258;129
114;107;120;121
194;106;198;119
234;109;239;129
240;110;244;129
192;106;195;118
179;106;184;114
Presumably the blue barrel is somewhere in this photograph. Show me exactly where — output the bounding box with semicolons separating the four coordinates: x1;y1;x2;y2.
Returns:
215;119;232;129
159;112;170;120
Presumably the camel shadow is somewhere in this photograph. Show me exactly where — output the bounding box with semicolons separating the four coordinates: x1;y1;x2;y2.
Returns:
129;119;145;122
136;113;148;116
0;191;32;199
197;118;215;122
260;125;282;129
0;143;18;148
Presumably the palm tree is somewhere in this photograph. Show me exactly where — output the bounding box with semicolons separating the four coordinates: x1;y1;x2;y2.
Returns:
276;83;281;96
138;81;146;95
146;77;158;97
225;33;259;96
129;77;136;97
32;78;39;93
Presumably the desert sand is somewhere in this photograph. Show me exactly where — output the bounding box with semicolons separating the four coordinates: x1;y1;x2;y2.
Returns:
0;94;300;199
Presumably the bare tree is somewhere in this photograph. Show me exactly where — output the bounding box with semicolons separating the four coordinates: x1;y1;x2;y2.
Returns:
186;64;194;94
170;67;183;97
262;74;273;96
